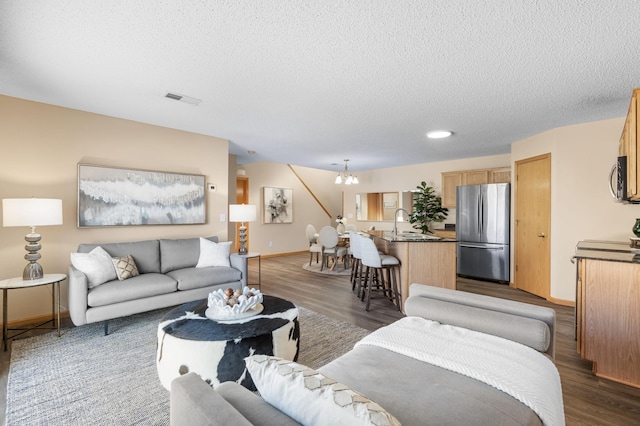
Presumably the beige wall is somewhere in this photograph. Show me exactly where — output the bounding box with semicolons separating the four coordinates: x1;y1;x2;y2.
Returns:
0;95;230;322
239;162;343;255
512;117;636;302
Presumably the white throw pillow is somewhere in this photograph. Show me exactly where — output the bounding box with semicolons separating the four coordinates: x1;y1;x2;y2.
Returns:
195;238;231;268
70;246;117;288
245;355;401;426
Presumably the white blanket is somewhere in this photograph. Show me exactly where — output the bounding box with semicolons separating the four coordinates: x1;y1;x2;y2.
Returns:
355;317;565;426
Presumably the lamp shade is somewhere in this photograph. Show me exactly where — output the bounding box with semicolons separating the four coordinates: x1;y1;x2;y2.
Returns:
2;198;63;227
229;204;257;223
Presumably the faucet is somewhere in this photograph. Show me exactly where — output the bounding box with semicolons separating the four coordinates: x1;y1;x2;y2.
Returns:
393;208;410;237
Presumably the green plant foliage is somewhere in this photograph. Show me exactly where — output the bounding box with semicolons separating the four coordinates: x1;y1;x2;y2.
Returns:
409;181;448;234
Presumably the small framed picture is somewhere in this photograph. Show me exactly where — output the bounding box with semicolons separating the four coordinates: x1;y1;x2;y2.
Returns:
263;187;293;224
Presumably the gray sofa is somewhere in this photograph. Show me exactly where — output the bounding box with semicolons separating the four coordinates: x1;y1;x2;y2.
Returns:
68;236;247;334
170;284;560;426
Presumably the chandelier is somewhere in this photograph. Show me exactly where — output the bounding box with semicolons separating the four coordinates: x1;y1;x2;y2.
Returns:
334;159;359;185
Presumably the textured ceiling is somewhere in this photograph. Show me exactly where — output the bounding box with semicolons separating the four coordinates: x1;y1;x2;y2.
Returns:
1;1;639;172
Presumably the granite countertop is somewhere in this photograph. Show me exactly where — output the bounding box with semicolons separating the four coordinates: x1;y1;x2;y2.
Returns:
573;240;640;263
366;230;456;243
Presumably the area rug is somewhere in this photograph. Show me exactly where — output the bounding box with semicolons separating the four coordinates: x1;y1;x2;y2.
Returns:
302;261;351;276
5;306;369;425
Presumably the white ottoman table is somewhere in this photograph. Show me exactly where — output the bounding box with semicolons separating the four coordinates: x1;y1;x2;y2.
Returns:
156;295;299;390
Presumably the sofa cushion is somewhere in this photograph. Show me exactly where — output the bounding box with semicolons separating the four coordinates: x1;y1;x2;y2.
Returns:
403;296;551;353
112;255;140;280
78;240;161;274
87;273;177;307
215;381;301;426
167;266;242;291
319;344;543;426
160;237;219;273
70;246;117;288
245;355;400;426
196;238;232;268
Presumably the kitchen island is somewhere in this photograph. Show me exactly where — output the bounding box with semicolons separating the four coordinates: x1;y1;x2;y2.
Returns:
366;230;457;307
573;240;640;388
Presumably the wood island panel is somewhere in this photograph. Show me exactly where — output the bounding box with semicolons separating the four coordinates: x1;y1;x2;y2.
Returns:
577;258;640;388
371;236;457;307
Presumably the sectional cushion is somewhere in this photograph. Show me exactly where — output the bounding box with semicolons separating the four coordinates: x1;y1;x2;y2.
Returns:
87;273;177;307
404;296;551;353
160;236;221;273
167;266;242;291
78;240;161;274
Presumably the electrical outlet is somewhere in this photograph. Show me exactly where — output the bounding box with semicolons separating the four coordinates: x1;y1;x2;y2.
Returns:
208;183;216;192
268;241;273;247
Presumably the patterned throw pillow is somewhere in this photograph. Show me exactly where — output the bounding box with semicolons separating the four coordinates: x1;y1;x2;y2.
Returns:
245;355;401;426
112;255;140;280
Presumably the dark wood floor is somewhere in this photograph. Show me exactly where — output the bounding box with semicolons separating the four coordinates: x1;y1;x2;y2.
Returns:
258;253;640;426
1;252;639;425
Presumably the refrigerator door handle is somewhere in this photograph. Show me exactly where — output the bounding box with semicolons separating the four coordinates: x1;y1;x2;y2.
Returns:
477;194;481;238
459;243;504;250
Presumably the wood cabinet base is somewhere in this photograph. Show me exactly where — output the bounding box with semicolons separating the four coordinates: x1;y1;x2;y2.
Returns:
576;259;640;388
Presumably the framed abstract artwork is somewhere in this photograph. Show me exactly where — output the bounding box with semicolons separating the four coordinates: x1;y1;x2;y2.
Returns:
77;164;206;227
263;186;293;224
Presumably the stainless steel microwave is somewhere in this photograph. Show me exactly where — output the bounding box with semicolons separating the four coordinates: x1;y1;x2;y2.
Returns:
609;156;640;203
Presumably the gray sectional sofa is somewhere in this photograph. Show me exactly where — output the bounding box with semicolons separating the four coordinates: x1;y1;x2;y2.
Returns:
170;284;562;426
68;236;247;334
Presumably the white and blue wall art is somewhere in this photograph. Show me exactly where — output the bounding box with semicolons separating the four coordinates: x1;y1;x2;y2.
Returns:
77;164;206;227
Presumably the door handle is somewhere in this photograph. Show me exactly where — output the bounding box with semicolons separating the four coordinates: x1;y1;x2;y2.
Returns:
538;233;546;238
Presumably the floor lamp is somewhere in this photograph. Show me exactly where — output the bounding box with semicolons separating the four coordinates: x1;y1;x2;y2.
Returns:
2;198;63;280
229;204;257;254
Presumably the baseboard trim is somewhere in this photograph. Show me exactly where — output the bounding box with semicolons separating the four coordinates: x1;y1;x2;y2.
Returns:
0;310;70;329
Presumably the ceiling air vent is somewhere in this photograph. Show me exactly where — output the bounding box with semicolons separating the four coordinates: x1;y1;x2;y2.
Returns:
164;92;202;106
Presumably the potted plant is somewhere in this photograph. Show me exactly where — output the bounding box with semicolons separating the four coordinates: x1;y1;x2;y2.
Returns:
409;181;448;234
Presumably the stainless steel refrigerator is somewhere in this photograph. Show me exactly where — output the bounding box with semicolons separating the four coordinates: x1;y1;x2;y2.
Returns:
456;183;510;282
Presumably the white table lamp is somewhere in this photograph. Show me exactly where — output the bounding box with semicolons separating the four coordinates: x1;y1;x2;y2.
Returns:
229;204;257;254
2;198;63;280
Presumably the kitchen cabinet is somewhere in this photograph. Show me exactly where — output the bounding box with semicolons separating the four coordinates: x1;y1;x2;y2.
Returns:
441;167;511;208
441;172;463;208
574;241;640;388
434;229;456;239
619;88;640;200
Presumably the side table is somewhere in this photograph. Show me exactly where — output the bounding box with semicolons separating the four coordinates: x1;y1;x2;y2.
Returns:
231;252;261;290
0;273;66;351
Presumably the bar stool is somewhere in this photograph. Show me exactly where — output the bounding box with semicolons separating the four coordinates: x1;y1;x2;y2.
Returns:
348;232;364;296
359;236;401;311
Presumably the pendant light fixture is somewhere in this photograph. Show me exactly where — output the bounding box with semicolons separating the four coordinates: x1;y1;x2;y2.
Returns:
334;159;359;185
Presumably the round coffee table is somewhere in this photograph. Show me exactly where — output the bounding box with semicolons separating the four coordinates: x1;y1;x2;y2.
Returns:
156;295;299;390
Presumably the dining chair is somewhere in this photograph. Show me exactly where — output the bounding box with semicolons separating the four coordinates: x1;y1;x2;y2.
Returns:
306;224;322;265
359;236;401;311
318;226;348;271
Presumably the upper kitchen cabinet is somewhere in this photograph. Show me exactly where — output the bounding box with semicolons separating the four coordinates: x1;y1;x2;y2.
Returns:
441;167;511;208
619;88;640;200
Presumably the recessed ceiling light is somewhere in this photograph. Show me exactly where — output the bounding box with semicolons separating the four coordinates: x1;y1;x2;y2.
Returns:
426;130;453;139
247;150;256;155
